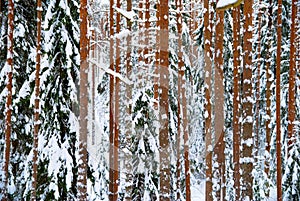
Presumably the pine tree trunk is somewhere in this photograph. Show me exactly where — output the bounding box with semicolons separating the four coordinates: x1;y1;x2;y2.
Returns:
113;0;121;198
276;0;283;199
204;0;213;200
232;6;241;201
124;0;133;199
3;0;14;198
241;0;254;199
176;0;182;197
255;0;262;161
264;2;273;195
78;0;88;199
287;0;297;156
214;2;225;199
109;0;116;198
31;0;42;199
154;0;159;110
159;0;170;200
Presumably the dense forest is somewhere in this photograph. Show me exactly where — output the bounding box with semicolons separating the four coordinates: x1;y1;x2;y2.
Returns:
0;0;299;200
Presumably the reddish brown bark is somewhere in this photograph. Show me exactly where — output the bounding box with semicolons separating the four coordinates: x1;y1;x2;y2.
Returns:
124;0;133;199
232;6;241;201
255;0;262;160
31;0;42;199
113;0;121;199
78;0;88;199
287;0;297;157
241;0;254;200
3;0;14;198
204;0;212;200
214;2;225;199
159;0;170;200
264;1;273;193
276;0;283;199
108;0;116;199
154;0;159;109
176;0;182;197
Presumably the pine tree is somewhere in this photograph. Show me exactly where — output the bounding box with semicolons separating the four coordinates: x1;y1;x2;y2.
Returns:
78;0;88;198
159;0;170;199
31;0;42;199
124;0;133;199
2;0;14;199
240;0;254;199
109;0;116;198
37;0;80;199
213;1;225;199
276;0;283;199
287;0;296;157
232;6;241;201
204;0;213;200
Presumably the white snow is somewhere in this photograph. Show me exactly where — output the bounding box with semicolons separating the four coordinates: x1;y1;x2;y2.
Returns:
216;0;241;9
114;6;137;21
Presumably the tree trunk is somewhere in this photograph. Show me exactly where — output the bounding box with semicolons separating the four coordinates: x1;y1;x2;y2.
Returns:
113;0;121;198
159;0;170;200
78;0;88;199
214;2;225;199
232;6;241;201
264;2;273;196
3;0;14;198
176;0;182;197
124;0;133;199
241;0;254;200
31;0;42;199
254;0;262;161
154;0;159;110
204;0;213;200
287;0;297;157
276;0;283;199
109;0;116;198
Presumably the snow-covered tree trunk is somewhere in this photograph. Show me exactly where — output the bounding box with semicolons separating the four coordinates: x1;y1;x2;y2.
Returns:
124;0;133;199
31;0;42;199
287;0;297;156
78;0;88;198
232;6;241;201
3;0;14;198
264;1;273;195
240;0;254;200
159;0;170;199
275;0;283;200
108;0;116;198
204;0;213;200
214;1;225;199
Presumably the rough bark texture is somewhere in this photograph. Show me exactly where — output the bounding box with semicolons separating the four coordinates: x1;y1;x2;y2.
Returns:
124;0;133;199
78;0;88;199
159;0;170;200
109;0;116;199
264;1;273;192
255;0;262;161
287;0;297;156
3;0;14;199
276;0;283;199
204;0;213;200
154;0;159;110
214;2;225;199
232;7;241;201
176;0;182;197
113;0;121;199
241;0;254;200
31;0;42;199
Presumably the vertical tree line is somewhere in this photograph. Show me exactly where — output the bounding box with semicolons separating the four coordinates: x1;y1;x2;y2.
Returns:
0;0;300;200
